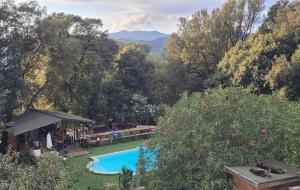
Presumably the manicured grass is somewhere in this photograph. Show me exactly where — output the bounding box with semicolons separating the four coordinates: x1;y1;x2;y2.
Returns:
69;140;146;190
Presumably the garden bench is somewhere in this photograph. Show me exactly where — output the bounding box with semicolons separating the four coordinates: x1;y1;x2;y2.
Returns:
122;132;154;140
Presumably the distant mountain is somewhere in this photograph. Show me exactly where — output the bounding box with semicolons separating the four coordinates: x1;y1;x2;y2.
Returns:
109;30;170;53
109;30;169;41
138;37;169;53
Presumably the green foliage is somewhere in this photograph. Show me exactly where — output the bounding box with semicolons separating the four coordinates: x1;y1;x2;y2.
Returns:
130;94;168;125
265;55;289;90
17;145;36;165
130;94;154;125
38;13;119;121
278;48;300;100
147;54;180;104
113;93;167;126
153;104;169;122
116;43;154;96
274;1;300;43
0;0;159;127
151;46;202;104
119;167;133;190
159;0;265;101
0;0;45;121
0;149;33;190
2;0;300;189
34;152;79;190
0;149;78;190
148;88;300;190
203;70;231;89
219;33;278;93
219;1;300;98
259;0;289;33
136;147;147;187
165;0;264;82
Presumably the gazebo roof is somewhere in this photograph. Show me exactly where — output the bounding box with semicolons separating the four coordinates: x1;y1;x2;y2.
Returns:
5;109;93;136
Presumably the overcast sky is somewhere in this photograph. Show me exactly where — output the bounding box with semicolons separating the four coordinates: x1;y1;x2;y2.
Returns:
17;0;276;34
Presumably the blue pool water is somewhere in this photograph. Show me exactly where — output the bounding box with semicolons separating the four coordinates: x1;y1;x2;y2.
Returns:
89;146;156;174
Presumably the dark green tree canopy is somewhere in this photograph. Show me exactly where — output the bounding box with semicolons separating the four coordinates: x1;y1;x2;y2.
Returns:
165;0;264;80
0;0;45;121
219;1;300;98
259;0;289;33
116;43;154;96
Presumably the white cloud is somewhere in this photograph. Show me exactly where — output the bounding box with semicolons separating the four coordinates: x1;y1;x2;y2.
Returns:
36;0;223;14
101;11;183;33
15;0;230;33
108;12;152;31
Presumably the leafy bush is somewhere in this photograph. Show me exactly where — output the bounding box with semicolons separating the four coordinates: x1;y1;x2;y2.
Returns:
32;152;76;190
119;167;133;190
17;145;36;165
128;94;167;125
136;147;147;187
131;94;154;124
218;2;300;98
0;149;33;190
148;88;300;190
0;149;78;190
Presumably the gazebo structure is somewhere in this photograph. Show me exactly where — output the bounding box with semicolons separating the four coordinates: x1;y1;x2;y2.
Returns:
4;108;93;152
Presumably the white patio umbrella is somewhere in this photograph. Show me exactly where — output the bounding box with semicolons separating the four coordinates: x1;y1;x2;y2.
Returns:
46;132;53;149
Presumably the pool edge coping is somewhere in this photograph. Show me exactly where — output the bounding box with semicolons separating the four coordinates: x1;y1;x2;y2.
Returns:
86;146;141;175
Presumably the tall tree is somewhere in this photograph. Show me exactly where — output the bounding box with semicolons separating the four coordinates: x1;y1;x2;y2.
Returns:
259;0;289;33
219;1;300;97
218;33;278;93
165;0;264;84
115;43;154;97
0;0;45;121
37;13;119;121
272;48;300;100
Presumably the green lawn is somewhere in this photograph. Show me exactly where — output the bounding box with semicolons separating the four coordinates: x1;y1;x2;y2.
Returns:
69;140;146;190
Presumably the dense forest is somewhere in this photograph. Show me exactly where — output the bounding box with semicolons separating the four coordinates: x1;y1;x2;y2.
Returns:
1;0;300;189
0;0;164;129
147;1;300;189
1;0;300;129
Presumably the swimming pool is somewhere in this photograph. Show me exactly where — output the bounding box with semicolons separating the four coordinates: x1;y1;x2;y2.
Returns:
87;146;156;174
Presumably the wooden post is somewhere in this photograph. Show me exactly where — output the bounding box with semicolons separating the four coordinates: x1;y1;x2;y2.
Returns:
8;134;18;151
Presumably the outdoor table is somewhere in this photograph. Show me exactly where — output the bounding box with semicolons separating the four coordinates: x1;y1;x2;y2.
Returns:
86;125;157;145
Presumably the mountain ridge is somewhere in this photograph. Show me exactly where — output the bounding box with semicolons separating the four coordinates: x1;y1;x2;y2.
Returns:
109;30;169;41
109;30;169;53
